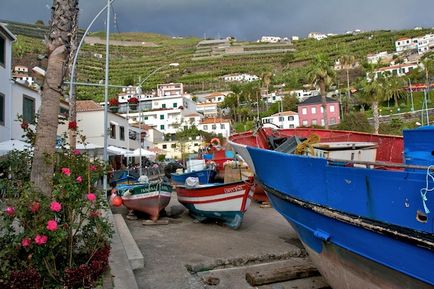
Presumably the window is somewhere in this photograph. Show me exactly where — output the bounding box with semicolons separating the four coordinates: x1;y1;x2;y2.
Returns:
173;103;177;108
288;116;294;121
220;124;225;129
311;107;316;114
171;144;176;148
289;124;294;128
320;107;324;113
0;35;5;66
321;119;325;126
302;108;307;115
312;119;317;125
212;124;217;130
162;104;166;108
203;125;208;130
302;120;308;126
119;126;125;140
144;116;148;120
110;124;116;139
330;117;336;125
0;93;4;126
160;125;165;130
129;130;136;140
189;117;194;123
162;144;167;149
160;115;164;120
279;116;284;121
23;95;35;123
330;105;335;112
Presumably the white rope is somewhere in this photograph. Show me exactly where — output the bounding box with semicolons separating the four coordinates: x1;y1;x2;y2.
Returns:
420;165;434;214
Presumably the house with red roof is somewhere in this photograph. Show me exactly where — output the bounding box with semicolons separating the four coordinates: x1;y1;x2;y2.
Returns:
197;118;231;138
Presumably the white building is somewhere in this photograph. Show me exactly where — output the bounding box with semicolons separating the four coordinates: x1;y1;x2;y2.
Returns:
260;36;282;43
308;32;328;40
156;139;203;160
197;118;231;138
369;62;420;80
157;83;183;97
291;36;300;41
196;102;219;117
289;89;320;102
262;92;284;103
395;34;434;54
222;73;259;82
59;100;141;151
0;23;17;142
202;92;226;103
261;111;299;129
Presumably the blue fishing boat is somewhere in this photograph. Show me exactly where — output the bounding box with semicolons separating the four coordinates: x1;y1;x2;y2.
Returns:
229;126;434;289
171;169;216;185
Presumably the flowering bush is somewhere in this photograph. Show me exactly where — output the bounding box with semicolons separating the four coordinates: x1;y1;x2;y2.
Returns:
109;98;119;107
68;121;78;130
128;97;139;104
0;148;112;289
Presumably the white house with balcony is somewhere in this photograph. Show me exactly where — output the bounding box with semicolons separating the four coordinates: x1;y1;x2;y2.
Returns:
260;36;282;43
196;102;219;117
289;89;320;102
262;92;284;103
197;118;231;138
368;62;420;80
0;23;16;142
395;34;434;54
156;138;203;159
261;111;299;129
367;51;393;64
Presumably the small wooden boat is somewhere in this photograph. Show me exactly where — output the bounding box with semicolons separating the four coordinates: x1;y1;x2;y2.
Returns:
116;181;173;221
175;180;253;229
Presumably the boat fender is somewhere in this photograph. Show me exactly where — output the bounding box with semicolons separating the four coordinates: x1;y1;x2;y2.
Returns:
313;229;331;241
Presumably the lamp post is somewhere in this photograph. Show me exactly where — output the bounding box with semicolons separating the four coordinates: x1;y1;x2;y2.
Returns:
408;78;414;112
134;63;179;176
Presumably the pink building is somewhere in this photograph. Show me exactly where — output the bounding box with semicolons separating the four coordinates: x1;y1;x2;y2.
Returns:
297;95;340;127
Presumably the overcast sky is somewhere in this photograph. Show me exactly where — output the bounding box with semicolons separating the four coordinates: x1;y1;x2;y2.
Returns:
0;0;433;40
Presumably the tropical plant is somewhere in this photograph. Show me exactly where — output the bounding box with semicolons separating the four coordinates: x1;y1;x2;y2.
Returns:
307;54;336;129
357;78;385;134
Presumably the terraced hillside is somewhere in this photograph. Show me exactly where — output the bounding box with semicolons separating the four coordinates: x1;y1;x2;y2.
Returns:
6;20;433;101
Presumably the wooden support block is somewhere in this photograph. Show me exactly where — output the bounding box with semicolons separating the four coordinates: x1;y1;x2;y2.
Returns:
246;263;320;286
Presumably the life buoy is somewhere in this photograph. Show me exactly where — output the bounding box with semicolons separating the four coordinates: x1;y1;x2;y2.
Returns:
210;138;221;146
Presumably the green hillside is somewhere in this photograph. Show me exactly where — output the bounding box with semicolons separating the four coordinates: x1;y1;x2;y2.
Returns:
7;20;433;101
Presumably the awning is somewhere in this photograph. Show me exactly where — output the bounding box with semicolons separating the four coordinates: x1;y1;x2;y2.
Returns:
0;139;32;156
128;148;157;160
107;145;132;156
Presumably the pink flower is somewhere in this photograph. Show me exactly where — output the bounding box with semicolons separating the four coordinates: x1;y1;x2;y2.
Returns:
89;165;97;171
30;201;40;213
5;207;15;216
86;193;96;202
50;201;62;212
21;237;31;247
46;220;58;231
73;149;81;155
34;235;48;245
61;167;71;176
76;176;83;183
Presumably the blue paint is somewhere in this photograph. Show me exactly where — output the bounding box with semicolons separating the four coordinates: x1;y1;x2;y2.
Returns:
171;169;216;185
183;203;244;229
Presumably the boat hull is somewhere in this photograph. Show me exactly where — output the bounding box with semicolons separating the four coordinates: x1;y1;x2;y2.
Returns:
171;169;216;185
117;183;172;221
266;186;434;288
175;181;253;229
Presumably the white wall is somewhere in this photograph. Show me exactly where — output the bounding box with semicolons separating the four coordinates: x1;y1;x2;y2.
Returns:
0;29;13;142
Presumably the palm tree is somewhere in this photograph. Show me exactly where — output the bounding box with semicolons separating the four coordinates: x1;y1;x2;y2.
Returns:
307;54;336;129
340;54;356;105
384;75;405;107
260;71;272;94
31;0;79;196
358;78;385;134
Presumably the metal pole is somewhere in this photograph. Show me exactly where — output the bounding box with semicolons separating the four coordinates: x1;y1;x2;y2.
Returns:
139;105;142;176
103;0;111;193
408;79;414;112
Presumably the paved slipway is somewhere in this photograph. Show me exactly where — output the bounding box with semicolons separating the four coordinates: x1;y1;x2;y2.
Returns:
111;196;312;289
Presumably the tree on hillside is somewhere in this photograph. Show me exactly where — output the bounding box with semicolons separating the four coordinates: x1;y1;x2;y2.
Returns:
340;54;356;106
260;71;272;94
307;54;335;129
282;95;298;112
31;0;79;196
384;75;405;107
357;78;385;134
35;19;45;26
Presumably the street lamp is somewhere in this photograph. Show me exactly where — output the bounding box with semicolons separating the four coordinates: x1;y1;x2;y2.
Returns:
134;62;179;176
408;78;414;112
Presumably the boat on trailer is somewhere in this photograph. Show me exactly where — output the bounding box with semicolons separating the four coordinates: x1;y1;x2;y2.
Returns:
229;126;434;289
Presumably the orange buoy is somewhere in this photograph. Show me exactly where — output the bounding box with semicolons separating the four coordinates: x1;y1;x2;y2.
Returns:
111;196;123;207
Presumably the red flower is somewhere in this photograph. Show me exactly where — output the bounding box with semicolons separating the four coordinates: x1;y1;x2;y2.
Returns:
61;167;71;176
73;149;81;155
87;193;96;202
109;98;119;106
89;165;97;171
34;235;48;245
50;201;62;212
76;176;83;183
21;237;31;247
5;206;15;216
128;97;139;104
46;220;58;231
21;121;29;129
30;201;40;213
68;121;78;130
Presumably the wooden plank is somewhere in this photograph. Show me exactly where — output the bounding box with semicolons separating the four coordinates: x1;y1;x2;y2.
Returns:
246;263;320;286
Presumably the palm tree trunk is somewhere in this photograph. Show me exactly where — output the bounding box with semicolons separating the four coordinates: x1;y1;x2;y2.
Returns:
68;9;79;149
372;101;380;134
31;0;79;196
319;81;329;129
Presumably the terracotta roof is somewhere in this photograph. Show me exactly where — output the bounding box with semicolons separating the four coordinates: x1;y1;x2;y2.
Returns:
397;37;410;41
376;62;418;72
200;118;230;124
130;123;152;130
76;100;104;112
271;111;298;117
183;112;202;117
205;92;225;98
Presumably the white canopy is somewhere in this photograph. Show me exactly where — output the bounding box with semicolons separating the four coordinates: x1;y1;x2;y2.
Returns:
127;148;157;160
0;139;32;156
107;145;132;156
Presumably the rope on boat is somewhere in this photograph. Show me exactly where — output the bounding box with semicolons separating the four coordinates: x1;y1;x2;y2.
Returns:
421;165;434;214
294;133;320;155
